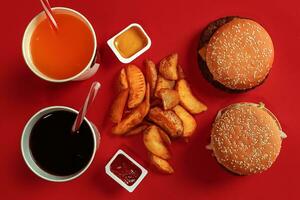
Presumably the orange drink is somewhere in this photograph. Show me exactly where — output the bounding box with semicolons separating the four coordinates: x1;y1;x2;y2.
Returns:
23;7;98;82
30;13;94;80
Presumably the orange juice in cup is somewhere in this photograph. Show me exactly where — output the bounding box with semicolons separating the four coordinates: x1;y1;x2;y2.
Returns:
23;7;99;82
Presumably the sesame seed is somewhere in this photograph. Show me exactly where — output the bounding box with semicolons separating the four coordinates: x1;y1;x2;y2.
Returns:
211;103;283;175
206;18;274;90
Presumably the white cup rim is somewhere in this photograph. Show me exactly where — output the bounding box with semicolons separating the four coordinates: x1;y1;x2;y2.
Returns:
21;106;98;182
22;7;98;83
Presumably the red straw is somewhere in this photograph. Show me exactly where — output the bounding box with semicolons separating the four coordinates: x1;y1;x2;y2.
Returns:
72;82;101;133
40;0;58;30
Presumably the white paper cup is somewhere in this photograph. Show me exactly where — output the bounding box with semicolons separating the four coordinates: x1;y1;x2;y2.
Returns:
22;7;99;82
21;106;100;182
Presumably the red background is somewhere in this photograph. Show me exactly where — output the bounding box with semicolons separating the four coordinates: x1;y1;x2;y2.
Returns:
1;0;300;199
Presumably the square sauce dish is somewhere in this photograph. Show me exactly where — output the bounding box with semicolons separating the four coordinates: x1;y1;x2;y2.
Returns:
105;149;148;192
107;23;151;63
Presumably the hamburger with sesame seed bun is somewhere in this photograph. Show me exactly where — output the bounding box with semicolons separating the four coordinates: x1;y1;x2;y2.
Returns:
198;17;274;92
208;102;286;175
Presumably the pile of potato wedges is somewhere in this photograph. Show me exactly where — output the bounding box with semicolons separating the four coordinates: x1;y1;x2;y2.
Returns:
110;53;207;174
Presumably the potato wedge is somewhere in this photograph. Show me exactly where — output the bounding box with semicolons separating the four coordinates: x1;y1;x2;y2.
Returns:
112;110;144;135
159;53;178;80
176;79;207;114
144;59;158;97
143;125;171;160
158;128;171;146
148;107;183;138
158;89;179;110
125;123;149;136
177;65;185;80
154;75;175;97
117;68;128;91
112;84;150;135
173;105;197;137
150;154;174;174
126;64;146;108
138;83;150;116
110;89;129;123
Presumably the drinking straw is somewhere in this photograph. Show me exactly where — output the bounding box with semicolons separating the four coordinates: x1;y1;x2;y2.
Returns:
72;82;101;133
40;0;58;30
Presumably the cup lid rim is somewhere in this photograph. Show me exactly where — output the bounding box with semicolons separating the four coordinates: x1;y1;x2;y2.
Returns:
20;105;98;182
22;7;98;83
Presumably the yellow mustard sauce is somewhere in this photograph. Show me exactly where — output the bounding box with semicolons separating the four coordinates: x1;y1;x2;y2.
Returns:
114;27;148;58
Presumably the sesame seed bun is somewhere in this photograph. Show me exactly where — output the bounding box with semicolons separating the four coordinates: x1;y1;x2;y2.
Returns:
210;103;285;175
198;17;274;92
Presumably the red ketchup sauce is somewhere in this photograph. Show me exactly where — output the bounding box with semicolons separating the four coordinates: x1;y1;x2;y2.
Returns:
110;154;142;186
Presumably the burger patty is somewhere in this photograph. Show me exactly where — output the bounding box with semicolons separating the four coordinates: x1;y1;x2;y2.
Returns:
197;16;267;93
